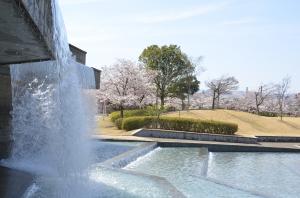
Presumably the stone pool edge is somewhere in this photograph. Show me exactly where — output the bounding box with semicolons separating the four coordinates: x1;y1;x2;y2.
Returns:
97;137;300;153
99;142;186;197
100;142;158;168
133;129;258;144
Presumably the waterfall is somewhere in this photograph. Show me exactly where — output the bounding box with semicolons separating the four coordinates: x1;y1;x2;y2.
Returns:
2;0;96;179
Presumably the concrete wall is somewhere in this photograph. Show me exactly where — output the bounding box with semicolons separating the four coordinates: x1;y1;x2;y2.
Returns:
0;0;53;64
256;136;300;142
0;66;12;158
69;44;87;65
134;129;258;144
0;0;101;159
93;68;101;89
21;0;55;58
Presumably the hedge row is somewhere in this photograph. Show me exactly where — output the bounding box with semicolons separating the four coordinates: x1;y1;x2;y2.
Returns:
258;111;278;117
121;116;238;135
110;109;151;122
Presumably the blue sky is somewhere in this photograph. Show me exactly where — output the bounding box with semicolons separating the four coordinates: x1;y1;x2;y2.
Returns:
59;0;300;92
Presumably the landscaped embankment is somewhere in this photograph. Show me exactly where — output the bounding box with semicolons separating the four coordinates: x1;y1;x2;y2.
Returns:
166;110;300;137
110;110;238;135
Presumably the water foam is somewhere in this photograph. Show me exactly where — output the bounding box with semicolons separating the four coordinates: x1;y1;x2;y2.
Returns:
2;0;96;197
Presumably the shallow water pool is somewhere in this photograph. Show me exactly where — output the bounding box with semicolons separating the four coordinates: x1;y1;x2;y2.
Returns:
15;141;181;198
91;141;143;163
125;147;300;198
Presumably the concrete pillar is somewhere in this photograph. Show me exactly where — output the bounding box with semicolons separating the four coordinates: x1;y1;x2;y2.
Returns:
0;65;12;159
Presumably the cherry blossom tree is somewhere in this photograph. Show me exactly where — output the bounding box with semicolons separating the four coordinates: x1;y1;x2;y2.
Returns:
254;84;274;114
97;59;155;117
206;76;239;109
285;93;300;117
295;94;300;116
275;77;291;120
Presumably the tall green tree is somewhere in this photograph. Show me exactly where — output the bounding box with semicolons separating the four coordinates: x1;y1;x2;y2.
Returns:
139;45;191;108
169;75;200;110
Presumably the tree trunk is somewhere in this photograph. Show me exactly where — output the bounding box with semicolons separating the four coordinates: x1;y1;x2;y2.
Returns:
280;105;283;120
256;104;260;114
156;88;159;110
212;91;216;110
181;99;185;110
187;91;190;111
120;105;124;118
160;95;165;109
255;94;260;114
139;95;145;109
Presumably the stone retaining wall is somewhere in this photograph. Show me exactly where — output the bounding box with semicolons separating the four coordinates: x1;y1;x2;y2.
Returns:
134;129;258;144
157;142;300;152
257;136;300;142
133;129;300;144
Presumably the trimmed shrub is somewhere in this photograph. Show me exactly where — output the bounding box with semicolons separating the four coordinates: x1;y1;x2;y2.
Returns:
157;117;238;135
258;111;278;117
121;116;238;135
109;109;151;122
122;116;155;131
110;111;121;122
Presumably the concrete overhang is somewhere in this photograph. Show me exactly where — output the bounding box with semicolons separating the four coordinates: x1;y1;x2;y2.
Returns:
0;0;101;89
92;67;101;89
0;0;53;65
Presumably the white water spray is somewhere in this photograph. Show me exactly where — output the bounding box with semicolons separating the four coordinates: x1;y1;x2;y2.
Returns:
2;0;96;194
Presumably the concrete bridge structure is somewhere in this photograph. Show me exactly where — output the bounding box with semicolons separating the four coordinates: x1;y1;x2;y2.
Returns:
0;0;101;159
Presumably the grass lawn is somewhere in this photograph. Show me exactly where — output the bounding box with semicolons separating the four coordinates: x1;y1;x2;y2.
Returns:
165;110;300;137
96;110;300;137
95;116;129;136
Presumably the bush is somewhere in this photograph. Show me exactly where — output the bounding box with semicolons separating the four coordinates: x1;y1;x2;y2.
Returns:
121;116;238;135
157;117;238;135
121;117;153;131
258;111;278;117
115;118;123;129
109;108;167;122
109;109;151;122
110;111;121;122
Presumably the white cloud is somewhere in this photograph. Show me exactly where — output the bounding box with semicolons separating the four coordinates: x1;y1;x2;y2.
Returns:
137;2;228;24
222;18;256;26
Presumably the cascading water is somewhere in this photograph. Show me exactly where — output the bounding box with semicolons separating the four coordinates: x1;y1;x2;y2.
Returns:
8;59;95;175
2;0;97;197
1;1;182;197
